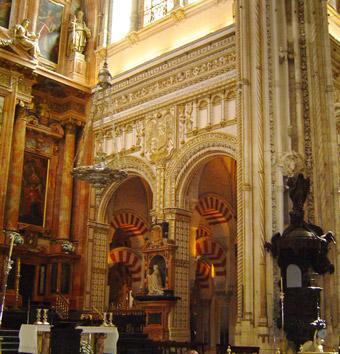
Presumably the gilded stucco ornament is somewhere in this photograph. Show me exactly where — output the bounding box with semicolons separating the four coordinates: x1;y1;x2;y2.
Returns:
280;151;305;177
145;109;175;163
61;240;75;253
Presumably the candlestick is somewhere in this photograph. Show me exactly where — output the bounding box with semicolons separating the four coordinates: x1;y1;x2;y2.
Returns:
35;308;42;324
42;309;49;325
108;312;113;326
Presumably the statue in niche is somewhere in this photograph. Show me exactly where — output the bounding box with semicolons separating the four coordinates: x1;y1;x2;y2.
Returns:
68;9;91;55
12;19;40;58
147;264;164;295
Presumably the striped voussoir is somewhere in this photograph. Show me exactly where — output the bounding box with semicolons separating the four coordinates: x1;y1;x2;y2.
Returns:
111;211;148;237
196;259;211;288
196;224;212;239
109;246;142;288
196;237;226;278
196;194;233;225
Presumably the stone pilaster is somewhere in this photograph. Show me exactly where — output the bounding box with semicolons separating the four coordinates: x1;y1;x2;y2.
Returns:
5;105;28;231
235;0;271;346
164;207;191;342
84;221;109;311
302;0;340;343
58;122;76;239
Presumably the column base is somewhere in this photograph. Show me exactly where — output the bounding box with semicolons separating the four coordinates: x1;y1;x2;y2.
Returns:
169;327;190;342
233;320;272;351
66;52;87;84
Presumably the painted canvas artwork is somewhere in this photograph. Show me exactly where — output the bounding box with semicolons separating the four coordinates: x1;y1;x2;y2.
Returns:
0;0;12;28
19;152;49;227
36;0;63;63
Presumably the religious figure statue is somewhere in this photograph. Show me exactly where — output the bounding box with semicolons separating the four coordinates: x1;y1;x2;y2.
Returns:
12;19;40;58
68;9;91;55
147;264;164;295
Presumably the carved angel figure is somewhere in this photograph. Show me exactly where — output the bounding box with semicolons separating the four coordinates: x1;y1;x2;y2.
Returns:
12;19;40;58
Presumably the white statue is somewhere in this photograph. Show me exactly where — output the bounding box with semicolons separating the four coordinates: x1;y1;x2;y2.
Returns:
147;264;164;295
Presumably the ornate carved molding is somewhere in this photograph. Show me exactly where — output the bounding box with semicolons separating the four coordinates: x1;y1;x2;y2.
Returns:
96;155;156;223
165;132;236;208
92;32;235;121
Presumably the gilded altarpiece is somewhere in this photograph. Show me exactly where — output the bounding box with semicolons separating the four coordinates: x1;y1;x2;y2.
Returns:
18;118;63;246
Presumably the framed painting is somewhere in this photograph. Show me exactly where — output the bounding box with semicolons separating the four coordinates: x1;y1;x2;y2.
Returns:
36;0;64;63
19;152;49;227
0;0;12;28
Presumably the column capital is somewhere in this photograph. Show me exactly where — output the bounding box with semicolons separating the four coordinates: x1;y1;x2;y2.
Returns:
163;207;192;221
88;220;110;233
61;118;83;133
15;101;29;120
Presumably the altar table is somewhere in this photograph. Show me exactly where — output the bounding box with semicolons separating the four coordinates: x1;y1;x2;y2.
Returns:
19;324;119;354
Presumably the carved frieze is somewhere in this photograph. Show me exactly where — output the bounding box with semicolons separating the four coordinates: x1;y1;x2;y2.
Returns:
92;33;236;121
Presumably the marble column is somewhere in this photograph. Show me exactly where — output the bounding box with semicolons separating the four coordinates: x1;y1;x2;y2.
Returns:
58;122;76;239
5;105;27;231
164;208;191;342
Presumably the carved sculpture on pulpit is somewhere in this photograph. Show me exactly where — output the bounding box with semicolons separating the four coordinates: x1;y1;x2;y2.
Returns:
265;173;336;350
141;222;176;295
134;221;179;340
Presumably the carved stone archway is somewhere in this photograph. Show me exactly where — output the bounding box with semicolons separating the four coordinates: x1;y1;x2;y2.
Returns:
165;132;236;209
97;155;156;223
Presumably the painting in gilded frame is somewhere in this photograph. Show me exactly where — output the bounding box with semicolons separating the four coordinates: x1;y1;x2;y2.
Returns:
0;0;12;28
19;152;49;227
36;0;64;63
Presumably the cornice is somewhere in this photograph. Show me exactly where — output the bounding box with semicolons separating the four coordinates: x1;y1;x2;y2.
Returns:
0;45;91;95
93;30;236;122
34;66;91;93
98;26;234;88
93;75;236;130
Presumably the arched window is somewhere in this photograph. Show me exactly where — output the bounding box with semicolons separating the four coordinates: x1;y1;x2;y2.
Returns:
143;0;174;25
109;0;200;42
110;0;133;43
143;0;199;26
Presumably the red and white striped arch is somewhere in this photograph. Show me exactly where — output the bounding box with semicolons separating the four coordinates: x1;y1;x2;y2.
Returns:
196;237;226;278
108;247;142;290
196;194;234;225
111;211;148;237
196;260;211;289
196;225;212;239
